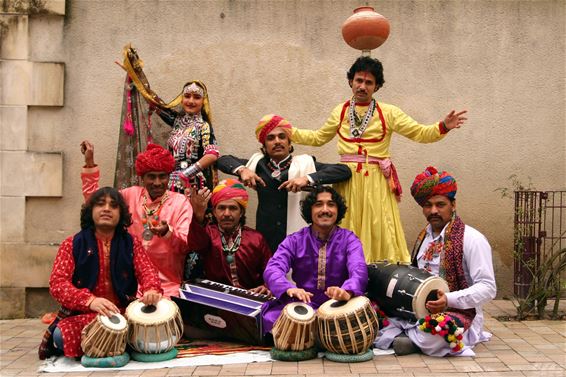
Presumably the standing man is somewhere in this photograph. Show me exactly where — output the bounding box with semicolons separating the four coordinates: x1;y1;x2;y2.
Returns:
290;56;468;263
187;179;272;294
38;187;162;360
261;186;367;334
374;167;496;356
81;141;192;297
217;114;351;252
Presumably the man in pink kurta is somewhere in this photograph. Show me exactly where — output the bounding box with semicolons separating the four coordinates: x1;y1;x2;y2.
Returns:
80;141;192;297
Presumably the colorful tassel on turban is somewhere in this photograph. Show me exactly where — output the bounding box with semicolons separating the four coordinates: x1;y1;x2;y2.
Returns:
410;166;457;206
211;179;249;209
255;114;292;144
135;143;175;177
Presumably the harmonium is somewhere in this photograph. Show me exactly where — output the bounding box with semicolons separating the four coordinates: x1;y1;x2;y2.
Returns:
172;279;273;345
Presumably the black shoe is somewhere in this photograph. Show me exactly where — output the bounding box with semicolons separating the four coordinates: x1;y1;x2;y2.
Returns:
393;335;419;356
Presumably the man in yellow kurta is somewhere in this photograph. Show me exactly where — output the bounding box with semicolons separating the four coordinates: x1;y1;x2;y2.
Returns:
291;56;467;263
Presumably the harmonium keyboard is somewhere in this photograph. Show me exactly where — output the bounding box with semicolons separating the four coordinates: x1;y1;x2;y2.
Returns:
172;279;273;345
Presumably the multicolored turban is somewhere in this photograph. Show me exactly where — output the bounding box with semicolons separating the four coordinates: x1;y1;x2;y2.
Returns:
211;179;249;209
410;166;457;206
255;114;292;144
135;143;175;177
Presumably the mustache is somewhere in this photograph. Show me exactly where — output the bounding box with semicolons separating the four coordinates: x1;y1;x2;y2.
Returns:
318;212;334;218
427;214;443;221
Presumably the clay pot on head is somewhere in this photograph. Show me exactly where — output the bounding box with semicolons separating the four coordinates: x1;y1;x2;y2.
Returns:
342;6;390;52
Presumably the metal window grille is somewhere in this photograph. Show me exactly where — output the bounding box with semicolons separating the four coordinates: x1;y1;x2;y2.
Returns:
514;191;566;299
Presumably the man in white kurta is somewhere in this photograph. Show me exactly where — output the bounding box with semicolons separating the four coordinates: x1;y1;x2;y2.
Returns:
374;166;496;356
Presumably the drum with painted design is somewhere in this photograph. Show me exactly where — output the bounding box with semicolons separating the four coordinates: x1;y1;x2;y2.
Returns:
367;262;450;321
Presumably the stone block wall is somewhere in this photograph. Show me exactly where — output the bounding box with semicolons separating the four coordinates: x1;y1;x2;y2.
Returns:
0;0;65;318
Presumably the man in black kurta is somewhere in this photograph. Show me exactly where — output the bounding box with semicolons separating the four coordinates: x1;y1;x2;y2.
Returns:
217;114;351;252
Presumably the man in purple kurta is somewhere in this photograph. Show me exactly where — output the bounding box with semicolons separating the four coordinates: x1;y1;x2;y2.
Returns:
261;186;367;334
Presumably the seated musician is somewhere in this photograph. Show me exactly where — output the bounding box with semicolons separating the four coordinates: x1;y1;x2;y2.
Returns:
217;114;351;253
261;186;367;334
187;179;272;294
38;187;162;360
81;141;192;297
374;167;496;356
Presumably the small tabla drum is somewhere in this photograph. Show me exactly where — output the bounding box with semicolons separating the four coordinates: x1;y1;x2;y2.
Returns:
316;296;378;355
126;298;183;354
272;302;316;352
80;313;128;358
367;262;450;322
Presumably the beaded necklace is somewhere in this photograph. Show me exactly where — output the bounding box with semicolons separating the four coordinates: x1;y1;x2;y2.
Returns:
219;226;242;264
266;155;292;180
348;98;376;138
141;191;169;241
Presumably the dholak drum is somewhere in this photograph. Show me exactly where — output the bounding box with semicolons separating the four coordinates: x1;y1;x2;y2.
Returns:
367;262;450;322
81;313;128;358
272;302;316;351
316;296;378;355
126;299;183;354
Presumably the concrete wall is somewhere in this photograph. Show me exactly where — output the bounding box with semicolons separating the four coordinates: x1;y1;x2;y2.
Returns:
1;0;564;318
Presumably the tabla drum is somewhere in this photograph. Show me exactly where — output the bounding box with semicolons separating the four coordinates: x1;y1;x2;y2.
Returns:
367;262;450;321
80;313;128;358
316;296;378;355
272;302;316;352
126;298;183;354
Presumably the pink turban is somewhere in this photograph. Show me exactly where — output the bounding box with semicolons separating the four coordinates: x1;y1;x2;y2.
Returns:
211;179;249;209
255;114;292;144
410;166;457;206
135;143;175;177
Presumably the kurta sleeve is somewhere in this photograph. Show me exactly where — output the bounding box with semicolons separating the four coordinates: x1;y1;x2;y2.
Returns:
263;237;296;298
291;104;343;146
388;105;446;143
81;166;101;202
445;230;497;309
310;159;352;185
217;155;249;175
132;237;163;294
49;237;95;312
340;232;368;296
186;218;212;255
163;195;192;254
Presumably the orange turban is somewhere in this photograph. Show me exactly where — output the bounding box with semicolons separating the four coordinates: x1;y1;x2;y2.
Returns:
135;144;175;176
211;179;249;209
255;114;292;144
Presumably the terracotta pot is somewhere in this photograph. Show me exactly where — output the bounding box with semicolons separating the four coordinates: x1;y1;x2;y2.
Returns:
342;6;390;51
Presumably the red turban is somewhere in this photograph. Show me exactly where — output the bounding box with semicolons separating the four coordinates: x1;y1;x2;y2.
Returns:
135;143;175;177
255;114;292;144
211;179;249;209
410;166;457;206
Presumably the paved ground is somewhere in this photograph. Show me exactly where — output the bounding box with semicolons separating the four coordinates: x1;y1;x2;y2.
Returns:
0;300;564;376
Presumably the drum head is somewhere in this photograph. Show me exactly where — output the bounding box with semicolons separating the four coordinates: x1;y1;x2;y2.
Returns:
99;313;127;331
412;276;450;319
283;303;315;322
126;298;178;324
317;296;369;318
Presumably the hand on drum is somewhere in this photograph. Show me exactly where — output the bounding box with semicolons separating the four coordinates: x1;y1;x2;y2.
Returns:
250;285;272;297
89;297;119;318
425;289;448;313
325;286;352;301
286;288;313;303
141;289;162;306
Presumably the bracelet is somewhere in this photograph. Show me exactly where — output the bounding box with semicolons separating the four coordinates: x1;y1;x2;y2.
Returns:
181;163;202;178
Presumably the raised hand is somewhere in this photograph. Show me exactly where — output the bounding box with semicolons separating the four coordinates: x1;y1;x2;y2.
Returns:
443;110;468;130
80;140;96;167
